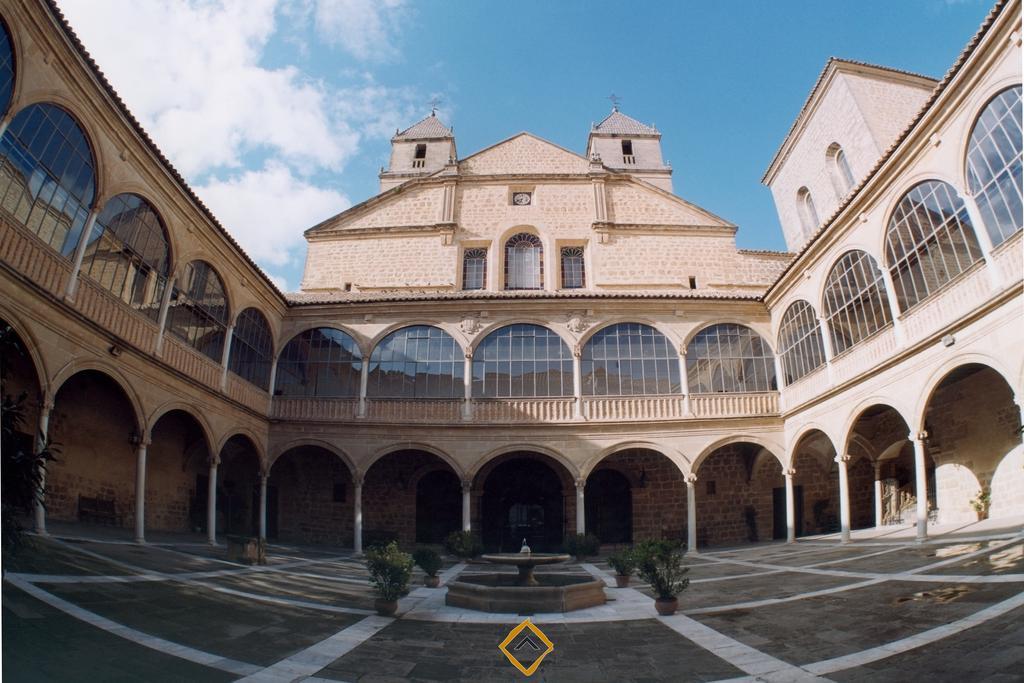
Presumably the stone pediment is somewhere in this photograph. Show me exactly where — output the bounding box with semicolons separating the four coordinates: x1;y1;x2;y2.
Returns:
605;179;735;229
306;183;446;235
459;133;591;176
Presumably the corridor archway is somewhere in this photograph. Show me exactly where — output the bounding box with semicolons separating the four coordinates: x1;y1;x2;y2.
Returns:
477;452;570;552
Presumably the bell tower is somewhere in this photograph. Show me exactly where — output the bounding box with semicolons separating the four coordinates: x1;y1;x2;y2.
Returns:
587;104;673;192
379;110;457;193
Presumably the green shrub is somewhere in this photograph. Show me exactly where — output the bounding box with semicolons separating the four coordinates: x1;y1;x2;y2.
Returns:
412;547;443;577
631;538;682;566
636;546;689;600
444;530;482;559
365;541;413;601
563;533;600;558
607;549;636;576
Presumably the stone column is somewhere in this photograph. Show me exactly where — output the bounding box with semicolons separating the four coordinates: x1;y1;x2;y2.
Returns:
913;433;929;542
134;439;150;543
678;347;692;416
462;351;473;421
784;468;796;543
207;459;218;545
575;479;586;534
961;191;1003;290
219;324;235;390
64;206;101;301
572;346;583;420
836;454;851;543
33;400;53;535
686;474;698;555
258;473;268;540
461;480;472;532
878;268;905;346
817;316;835;385
353;477;364;554
357;362;369;418
153;274;177;356
874;462;883;528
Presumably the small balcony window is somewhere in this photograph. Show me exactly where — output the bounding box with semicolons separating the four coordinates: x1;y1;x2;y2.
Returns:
621;139;635;164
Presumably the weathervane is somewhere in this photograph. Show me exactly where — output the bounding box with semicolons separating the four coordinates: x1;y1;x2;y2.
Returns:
429;96;443;116
608;93;622;112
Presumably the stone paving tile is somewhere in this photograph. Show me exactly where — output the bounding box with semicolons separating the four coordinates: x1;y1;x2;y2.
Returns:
2;584;233;683
3;537;134;576
695;580;1024;665
820;545;954;573
204;571;374;609
67;540;233;573
671;571;859;610
315;618;743;682
681;561;773;580
926;541;1023;576
733;546;873;568
827;605;1024;681
42;579;362;666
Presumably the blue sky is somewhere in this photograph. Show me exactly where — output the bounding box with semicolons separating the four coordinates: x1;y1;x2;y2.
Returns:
59;0;994;292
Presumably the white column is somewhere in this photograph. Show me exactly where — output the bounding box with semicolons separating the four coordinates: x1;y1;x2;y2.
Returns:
258;473;268;540
462;352;473;421
357;362;369;418
64;207;101;301
461;480;472;532
353;477;364;554
784;468;796;543
817;316;835;385
219;324;235;391
572;347;583;419
575;479;585;534
206;460;218;545
33;401;53;535
961;191;1003;290
679;347;692;416
686;474;697;555
874;462;883;528
133;440;149;543
153;274;177;356
878;268;905;346
836;454;851;543
913;433;929;542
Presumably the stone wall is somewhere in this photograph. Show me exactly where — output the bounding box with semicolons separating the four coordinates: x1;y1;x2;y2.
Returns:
269;447;353;546
363;450;447;548
695;445;783;547
461;135;590;176
147;411;208;533
302;233;453;291
594;449;687;543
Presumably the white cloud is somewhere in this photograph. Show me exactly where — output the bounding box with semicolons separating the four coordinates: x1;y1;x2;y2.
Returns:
314;0;408;61
195;162;349;274
58;0;358;177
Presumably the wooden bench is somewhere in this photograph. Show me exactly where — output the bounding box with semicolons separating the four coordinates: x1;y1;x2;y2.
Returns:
78;496;119;526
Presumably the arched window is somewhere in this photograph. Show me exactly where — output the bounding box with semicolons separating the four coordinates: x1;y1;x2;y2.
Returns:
796;187;819;236
504;232;543;289
560;246;586;289
167;260;229;362
229;308;273;390
0;103;96;255
966;86;1022;246
79;193;170;321
473;324;572;397
582;323;680;396
827;143;855;196
777;301;826;385
0;20;13;115
885;180;982;310
686;323;776;393
368;325;463;398
462;247;487;290
822;250;892;355
275;328;362;397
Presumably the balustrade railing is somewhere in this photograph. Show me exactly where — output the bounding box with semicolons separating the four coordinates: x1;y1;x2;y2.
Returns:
583;395;687;421
829;325;898;387
689;392;779;418
365;398;462;423
161;335;224;390
779;365;828;411
0;214;72;299
226;373;270;414
473;398;576;423
992;231;1022;286
900;262;989;344
271;397;358;420
73;276;159;354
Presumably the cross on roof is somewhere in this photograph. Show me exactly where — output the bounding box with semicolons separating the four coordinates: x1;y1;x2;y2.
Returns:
428;96;443;116
608;93;622;111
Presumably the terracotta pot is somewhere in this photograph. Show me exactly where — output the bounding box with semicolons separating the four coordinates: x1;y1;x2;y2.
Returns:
615;574;631;588
424;575;440;588
654;597;678;616
374;598;398;616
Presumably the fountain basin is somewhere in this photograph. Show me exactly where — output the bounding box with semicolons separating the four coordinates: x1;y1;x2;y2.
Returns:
445;573;606;613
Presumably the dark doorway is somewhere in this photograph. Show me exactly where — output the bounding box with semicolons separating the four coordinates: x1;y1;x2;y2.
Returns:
585;469;632;543
772;485;803;539
482;457;564;552
416;469;461;543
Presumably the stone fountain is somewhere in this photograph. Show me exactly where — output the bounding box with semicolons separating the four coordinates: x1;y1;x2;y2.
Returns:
445;539;606;613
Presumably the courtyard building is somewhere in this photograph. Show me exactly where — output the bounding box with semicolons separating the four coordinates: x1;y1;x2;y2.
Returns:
0;0;1021;560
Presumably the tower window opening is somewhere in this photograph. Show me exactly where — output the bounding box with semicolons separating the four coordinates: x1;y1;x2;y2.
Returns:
413;143;426;168
621;139;635;164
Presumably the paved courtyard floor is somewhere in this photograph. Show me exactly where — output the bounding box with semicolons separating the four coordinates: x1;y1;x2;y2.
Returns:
3;518;1023;682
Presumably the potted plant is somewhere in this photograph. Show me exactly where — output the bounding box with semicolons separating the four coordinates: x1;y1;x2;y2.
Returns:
413;547;443;588
970;487;991;520
365;541;413;616
444;530;482;559
636;543;689;616
607;549;636;587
